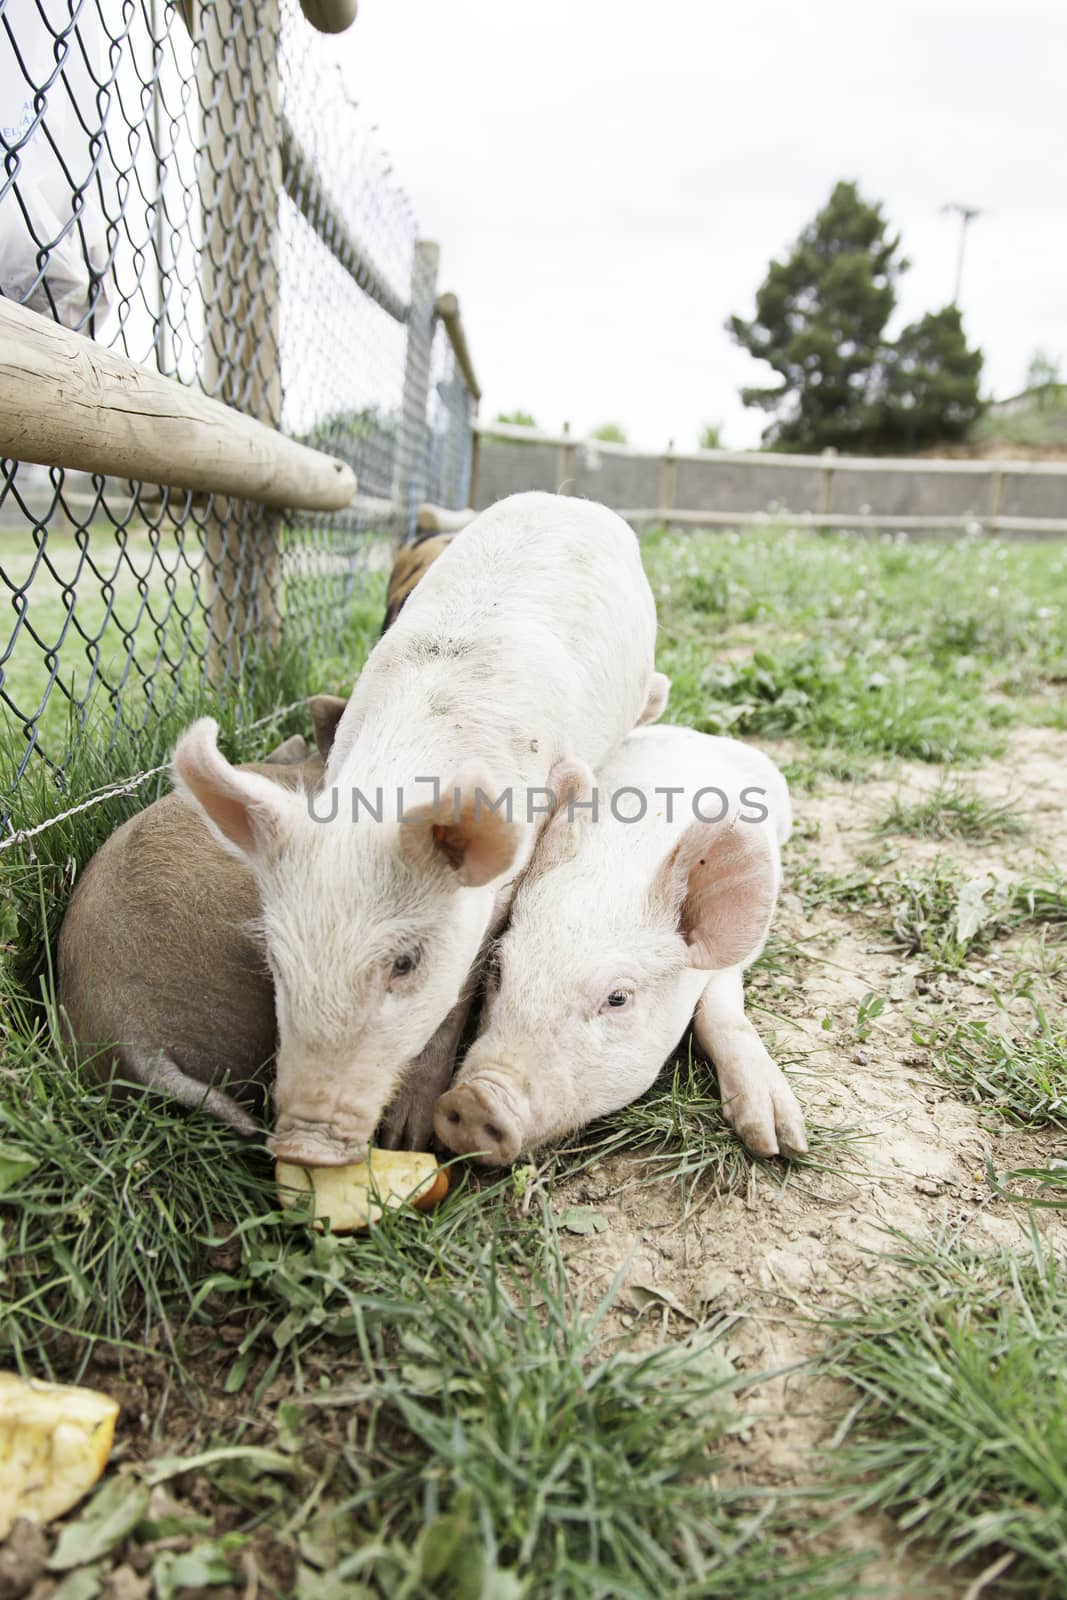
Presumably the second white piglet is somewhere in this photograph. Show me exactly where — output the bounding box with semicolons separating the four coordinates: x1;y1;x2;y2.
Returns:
435;723;807;1164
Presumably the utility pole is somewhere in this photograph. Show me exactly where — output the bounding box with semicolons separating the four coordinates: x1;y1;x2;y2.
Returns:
941;202;982;305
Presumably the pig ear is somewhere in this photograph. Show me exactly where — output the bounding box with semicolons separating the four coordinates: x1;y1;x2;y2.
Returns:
306;694;348;761
262;732;309;765
527;757;597;877
638;671;671;725
402;766;525;888
653;818;778;970
172;718;301;861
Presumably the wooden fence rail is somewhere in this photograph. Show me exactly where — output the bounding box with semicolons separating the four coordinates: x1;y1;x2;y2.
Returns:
0;296;356;512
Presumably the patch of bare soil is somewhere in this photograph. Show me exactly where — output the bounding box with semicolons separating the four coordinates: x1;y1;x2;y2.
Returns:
550;726;1067;1598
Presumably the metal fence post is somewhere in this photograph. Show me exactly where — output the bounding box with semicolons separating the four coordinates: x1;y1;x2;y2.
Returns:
395;239;440;540
198;0;283;684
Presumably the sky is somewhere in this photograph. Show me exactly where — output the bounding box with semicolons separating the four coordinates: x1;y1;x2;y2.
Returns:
341;0;1066;449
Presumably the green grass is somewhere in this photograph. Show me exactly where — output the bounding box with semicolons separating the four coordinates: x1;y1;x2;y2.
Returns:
878;862;1066;970
0;517;390;781
928;1011;1067;1209
0;1037;863;1597
0;1016;282;1375
567;1041;859;1208
0;520;203;754
824;1232;1067;1594
786;852;1067;972
930;1011;1067;1132
878;783;1026;842
643;526;1067;766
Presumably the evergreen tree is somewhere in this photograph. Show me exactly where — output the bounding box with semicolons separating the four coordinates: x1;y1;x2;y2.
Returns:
727;181;906;450
880;306;984;449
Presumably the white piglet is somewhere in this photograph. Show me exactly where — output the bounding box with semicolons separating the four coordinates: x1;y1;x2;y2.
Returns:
171;493;668;1165
435;724;807;1164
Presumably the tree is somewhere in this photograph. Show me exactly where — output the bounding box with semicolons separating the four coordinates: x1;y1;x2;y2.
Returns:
1026;350;1065;410
698;423;723;450
494;409;538;428
591;422;628;444
879;306;984;449
727;180;907;451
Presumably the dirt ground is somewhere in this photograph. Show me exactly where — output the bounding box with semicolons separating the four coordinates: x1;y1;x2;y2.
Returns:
548;726;1067;1598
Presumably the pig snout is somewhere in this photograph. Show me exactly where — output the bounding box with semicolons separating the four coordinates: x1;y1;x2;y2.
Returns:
268;1116;371;1168
434;1077;526;1166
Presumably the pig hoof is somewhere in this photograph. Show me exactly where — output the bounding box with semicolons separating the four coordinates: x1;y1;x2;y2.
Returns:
721;1079;809;1162
434;1083;521;1166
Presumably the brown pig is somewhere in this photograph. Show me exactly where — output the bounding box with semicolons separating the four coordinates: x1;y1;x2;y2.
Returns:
57;697;347;1135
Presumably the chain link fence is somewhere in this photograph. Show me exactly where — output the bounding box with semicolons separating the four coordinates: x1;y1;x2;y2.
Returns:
0;0;478;834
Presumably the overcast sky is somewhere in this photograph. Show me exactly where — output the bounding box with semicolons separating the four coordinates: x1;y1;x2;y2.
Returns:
342;0;1065;449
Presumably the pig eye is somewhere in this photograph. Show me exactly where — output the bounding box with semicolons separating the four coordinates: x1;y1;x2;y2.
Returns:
390;949;421;981
603;989;632;1011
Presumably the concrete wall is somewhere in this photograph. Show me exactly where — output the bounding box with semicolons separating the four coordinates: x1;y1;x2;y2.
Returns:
472;432;1067;533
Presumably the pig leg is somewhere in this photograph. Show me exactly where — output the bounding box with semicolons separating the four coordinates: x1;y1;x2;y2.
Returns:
376;994;471;1151
692;969;808;1159
120;1047;262;1137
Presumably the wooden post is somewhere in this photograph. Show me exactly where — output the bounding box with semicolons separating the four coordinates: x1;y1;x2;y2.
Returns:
394;240;440;540
988;467;1005;534
198;0;283;684
819;447;836;528
298;0;359;32
557;420;575;495
659;439;676;517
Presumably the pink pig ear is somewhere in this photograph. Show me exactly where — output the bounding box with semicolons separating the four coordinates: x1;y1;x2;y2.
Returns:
653;817;779;971
172;718;301;860
527;756;597;877
401;766;526;888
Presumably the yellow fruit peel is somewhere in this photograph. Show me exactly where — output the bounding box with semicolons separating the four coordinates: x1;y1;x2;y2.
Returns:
0;1373;119;1539
276;1149;448;1233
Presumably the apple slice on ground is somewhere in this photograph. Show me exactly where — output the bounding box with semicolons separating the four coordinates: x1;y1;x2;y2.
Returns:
0;1373;119;1539
276;1149;449;1233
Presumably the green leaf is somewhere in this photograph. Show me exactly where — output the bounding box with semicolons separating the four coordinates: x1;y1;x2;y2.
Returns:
0;1142;37;1193
49;1476;150;1571
557;1206;607;1236
626;1281;698;1322
224;1346;255;1394
415;1492;475;1580
152;1544;235;1600
954;875;997;945
276;1401;303;1453
51;1566;107;1600
141;1445;298;1486
296;1566;374;1600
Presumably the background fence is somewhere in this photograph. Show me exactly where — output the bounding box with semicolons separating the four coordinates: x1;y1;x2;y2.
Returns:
0;0;479;835
474;426;1067;537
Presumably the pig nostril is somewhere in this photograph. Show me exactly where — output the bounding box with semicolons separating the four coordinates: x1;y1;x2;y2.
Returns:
445;1109;461;1125
484;1122;504;1143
